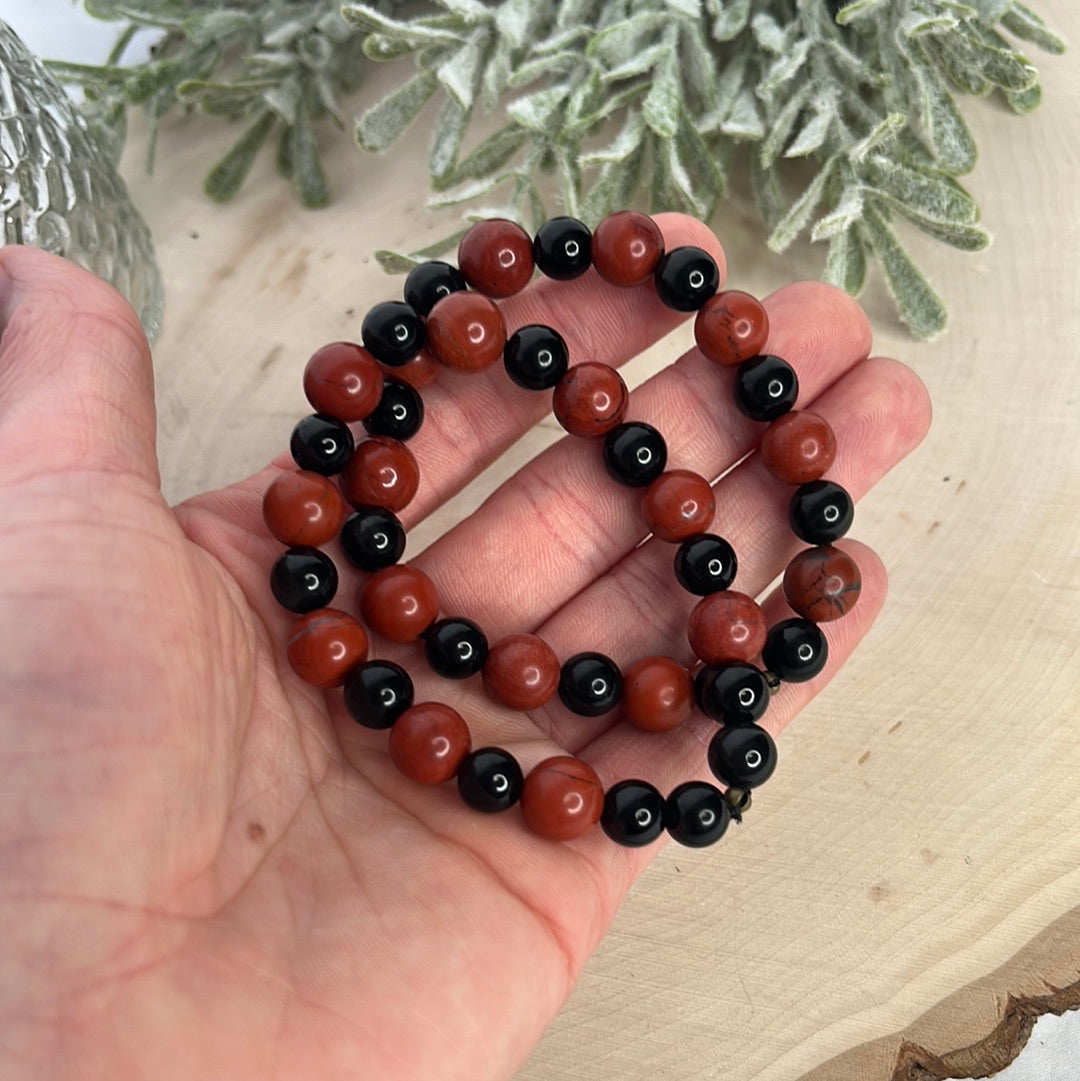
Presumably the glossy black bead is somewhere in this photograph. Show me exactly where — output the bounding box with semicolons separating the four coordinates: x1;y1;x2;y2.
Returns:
601;780;666;847
343;659;413;730
558;651;623;716
664;781;731;848
674;533;738;595
457;747;524;813
424;617;489;679
339;506;405;571
707;724;777;788
403;260;468;316
762;618;829;683
653;246;720;311
695;663;771;726
602;421;667;488
533;216;592;280
362;379;424;441
361;300;425;366
788;480;854;543
503;324;569;390
269;547;337;613
733;355;799;422
289;413;354;475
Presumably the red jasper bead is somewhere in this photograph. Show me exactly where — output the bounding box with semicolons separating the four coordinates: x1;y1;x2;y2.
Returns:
286;608;368;688
641;470;716;543
458;218;535;298
483;634;560;711
426;291;507;372
390;347;439;390
388;702;472;785
688;590;768;665
623;656;694;733
552;362;629;437
521;755;605;841
695;290;770;367
761;410;837;485
262;469;346;547
360;564;440;643
341;437;419;512
591;211;665;287
783;545;861;622
302;341;384;422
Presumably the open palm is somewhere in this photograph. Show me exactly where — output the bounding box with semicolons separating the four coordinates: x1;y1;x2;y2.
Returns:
0;216;930;1081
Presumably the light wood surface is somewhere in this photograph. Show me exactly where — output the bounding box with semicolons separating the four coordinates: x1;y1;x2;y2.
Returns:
124;4;1080;1077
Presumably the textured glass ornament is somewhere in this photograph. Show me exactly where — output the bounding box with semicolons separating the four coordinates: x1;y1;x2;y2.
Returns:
0;20;163;340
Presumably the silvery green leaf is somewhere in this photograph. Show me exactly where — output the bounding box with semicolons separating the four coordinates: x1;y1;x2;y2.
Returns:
847;112;906;162
566;70;603;130
861;155;978;222
262;80;301;126
929;24;1037;91
362;34;419;61
204;109;275;202
444;124;528;182
588;12;670;67
834;0;889;23
176;78;275;115
291;97;330;208
902;39;977;172
867;191;990;250
599;43;670;84
760;38;811;94
1002;4;1067;55
557;0;601;33
751;14;788;55
785;102;833;157
356;68;439;152
664;0;701;17
750;150;785;231
721;86;764;139
676;112;727;203
642;46;681;138
579;109;645;165
183;11;253;45
899;10;958;37
429;94;470;179
758;82;811;168
823;227;867;296
664;127;709;217
375;250;421;273
316;11;355;45
482;45;510;109
678;22;719;112
506;52;577;88
1005;82;1041;112
436;0;491;24
810;185;864;242
262;18;312;50
553;143;583;216
495;0;544;48
713;46;749;118
710;0;751;41
506;84;567;132
767;157;835;252
428;171;512;207
534;26;591;55
341;4;461;45
436;30;490;109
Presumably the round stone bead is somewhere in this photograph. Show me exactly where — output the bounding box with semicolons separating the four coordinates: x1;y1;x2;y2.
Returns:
303;341;384;422
601;780;666;847
552;362;629;437
558;652;623;716
687;590;768;665
341;437;419;513
270;547;338;613
286;608;368;688
388;702;472;785
673;533;738;595
361;300;425;366
404;260;468;316
360;564;440;643
340;506;406;572
262;469;345;547
290;413;354;476
694;662;771;727
591;210;665;287
665;781;731;848
763;618;829;683
707;724;777;788
362;378;425;442
733;355;799;422
761;410;837;485
783;545;861;622
521;756;604;841
457;747;524;813
789;480;854;544
503;324;569;391
343;659;413;729
457;218;534;297
483;633;560;711
622;655;694;733
424;617;489;679
653;246;720;311
641;470;716;543
603;421;667;488
391;348;440;390
694;290;770;367
425;291;507;372
533;216;592;280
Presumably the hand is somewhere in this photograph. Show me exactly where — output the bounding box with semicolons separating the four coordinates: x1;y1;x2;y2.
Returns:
0;216;930;1081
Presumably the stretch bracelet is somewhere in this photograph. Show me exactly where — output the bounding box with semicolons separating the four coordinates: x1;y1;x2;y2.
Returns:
262;210;862;848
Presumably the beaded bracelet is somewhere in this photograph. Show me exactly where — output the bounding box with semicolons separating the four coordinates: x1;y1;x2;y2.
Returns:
262;210;862;849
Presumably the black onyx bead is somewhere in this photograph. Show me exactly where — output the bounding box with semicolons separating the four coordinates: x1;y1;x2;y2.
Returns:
404;260;468;317
789;480;854;544
361;300;425;366
424;617;489;679
653;246;720;311
603;422;667;488
290;413;354;475
674;533;738;595
362;379;424;441
695;663;771;726
763;618;829;683
665;781;731;848
339;506;405;572
707;724;777;788
558;652;623;716
533;216;592;280
601;780;666;847
457;747;524;813
269;547;338;613
733;355;799;422
343;659;413;729
503;324;569;390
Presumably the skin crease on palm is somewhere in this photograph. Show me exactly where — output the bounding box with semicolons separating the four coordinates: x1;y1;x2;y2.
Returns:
0;212;931;1081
